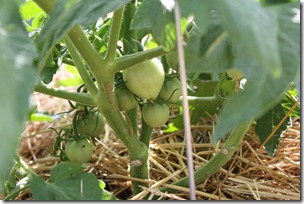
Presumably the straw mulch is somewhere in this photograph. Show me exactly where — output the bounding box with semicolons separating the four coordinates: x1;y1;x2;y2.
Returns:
17;70;301;200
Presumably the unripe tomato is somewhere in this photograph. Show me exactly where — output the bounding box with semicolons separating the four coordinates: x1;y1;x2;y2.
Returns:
115;86;138;111
122;58;165;100
165;51;178;71
142;102;169;128
226;68;244;80
77;112;105;138
65;139;94;164
158;77;181;103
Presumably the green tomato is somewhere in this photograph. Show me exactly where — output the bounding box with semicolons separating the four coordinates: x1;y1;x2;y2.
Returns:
65;139;94;164
165;51;178;71
77;112;105;138
226;68;244;80
123;58;165;100
158;77;181;103
142;102;170;128
115;86;138;111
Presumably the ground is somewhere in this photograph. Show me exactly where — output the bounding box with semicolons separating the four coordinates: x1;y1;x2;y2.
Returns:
17;68;301;200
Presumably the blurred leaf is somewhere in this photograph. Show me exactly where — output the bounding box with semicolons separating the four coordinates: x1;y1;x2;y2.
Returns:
213;2;300;141
0;1;36;193
55;65;84;87
211;0;281;78
185;24;234;73
130;0;151;30
31;162;116;200
20;0;45;21
131;0;187;51
163;122;180;133
40;59;59;84
255;103;292;156
178;0;212;34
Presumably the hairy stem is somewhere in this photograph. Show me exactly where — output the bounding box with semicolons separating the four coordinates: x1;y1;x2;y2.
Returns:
126;106;139;138
104;6;125;63
112;46;168;72
34;83;96;106
159;120;253;194
64;36;98;96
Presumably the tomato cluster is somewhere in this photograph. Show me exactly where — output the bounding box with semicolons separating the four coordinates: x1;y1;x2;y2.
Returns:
61;107;105;164
117;57;181;128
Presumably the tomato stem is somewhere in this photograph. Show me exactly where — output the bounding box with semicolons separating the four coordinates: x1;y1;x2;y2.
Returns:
34;83;96;106
158;120;253;194
112;46;168;72
64;36;98;96
104;6;125;63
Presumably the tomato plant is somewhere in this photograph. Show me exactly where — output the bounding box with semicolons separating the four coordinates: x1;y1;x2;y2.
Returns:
0;0;299;201
65;139;94;164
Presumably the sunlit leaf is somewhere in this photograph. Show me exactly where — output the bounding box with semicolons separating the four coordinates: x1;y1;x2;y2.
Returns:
213;2;300;141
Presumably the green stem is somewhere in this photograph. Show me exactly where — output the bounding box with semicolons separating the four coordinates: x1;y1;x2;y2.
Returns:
139;116;153;148
172;95;225;107
34;0;152;195
64;36;98;96
159;120;253;194
126;106;139;138
112;46;168;72
104;6;125;63
34;83;96;106
68;25;107;84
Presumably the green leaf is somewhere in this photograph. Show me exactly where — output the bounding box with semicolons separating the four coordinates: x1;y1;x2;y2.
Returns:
148;0;177;51
31;162;115;200
20;0;45;21
178;0;212;34
131;0;187;51
0;1;36;193
50;162;84;183
31;176;56;200
185;24;234;73
130;0;151;30
211;0;281;78
255;103;292;156
281;89;300;118
212;2;300;141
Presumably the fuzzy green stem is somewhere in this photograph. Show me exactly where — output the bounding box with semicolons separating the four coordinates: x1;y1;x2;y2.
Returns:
126;106;139;138
112;46;168;72
123;2;137;46
67;25;108;83
64;36;98;96
104;6;125;63
34;83;96;106
171;95;225;107
139;116;153;148
159;120;253;194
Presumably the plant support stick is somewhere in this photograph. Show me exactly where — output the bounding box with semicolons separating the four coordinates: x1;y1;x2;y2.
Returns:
174;1;196;200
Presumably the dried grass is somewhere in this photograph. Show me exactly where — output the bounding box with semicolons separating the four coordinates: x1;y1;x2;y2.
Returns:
17;68;301;200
